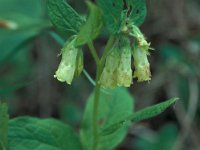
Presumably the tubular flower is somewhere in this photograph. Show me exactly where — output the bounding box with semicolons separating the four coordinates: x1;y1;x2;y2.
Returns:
133;45;151;82
116;37;132;87
99;42;120;88
100;37;133;88
129;24;151;82
54;37;83;84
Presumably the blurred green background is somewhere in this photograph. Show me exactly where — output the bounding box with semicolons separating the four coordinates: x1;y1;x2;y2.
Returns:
0;0;200;149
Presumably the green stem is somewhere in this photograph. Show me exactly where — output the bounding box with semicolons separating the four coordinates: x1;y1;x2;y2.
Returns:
100;35;115;68
88;42;100;65
92;66;101;150
90;36;115;150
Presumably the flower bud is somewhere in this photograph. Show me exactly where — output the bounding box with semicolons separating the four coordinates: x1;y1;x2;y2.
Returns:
99;43;120;88
116;37;132;87
54;37;79;84
133;45;151;82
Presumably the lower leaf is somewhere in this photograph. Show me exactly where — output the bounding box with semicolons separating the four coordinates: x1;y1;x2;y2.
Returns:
8;117;82;150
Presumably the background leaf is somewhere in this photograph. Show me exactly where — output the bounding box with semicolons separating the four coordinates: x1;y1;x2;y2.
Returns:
47;0;84;36
0;103;9;150
76;1;102;46
0;0;50;99
80;88;134;150
8;117;82;150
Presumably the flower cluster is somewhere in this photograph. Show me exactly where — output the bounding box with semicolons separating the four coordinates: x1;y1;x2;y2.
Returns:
99;24;151;88
54;36;83;84
54;25;151;88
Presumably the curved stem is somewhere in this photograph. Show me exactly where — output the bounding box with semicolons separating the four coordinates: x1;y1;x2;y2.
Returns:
88;42;100;65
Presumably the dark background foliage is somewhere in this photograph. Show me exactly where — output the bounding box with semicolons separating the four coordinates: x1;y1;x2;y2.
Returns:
0;0;200;149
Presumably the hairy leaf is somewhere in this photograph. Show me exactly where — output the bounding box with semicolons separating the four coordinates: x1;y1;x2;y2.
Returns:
47;0;84;35
127;0;147;26
97;0;123;34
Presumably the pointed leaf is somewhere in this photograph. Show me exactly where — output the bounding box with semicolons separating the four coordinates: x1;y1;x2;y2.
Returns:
102;98;178;136
76;1;102;46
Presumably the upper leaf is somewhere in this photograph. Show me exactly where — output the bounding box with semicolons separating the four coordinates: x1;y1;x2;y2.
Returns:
0;103;9;150
80;88;134;150
76;1;103;46
8;117;82;150
47;0;84;35
126;0;147;26
97;0;123;34
97;0;147;34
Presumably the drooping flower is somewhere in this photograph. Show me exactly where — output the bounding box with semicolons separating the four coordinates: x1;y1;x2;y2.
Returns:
133;44;151;82
116;37;132;87
100;37;133;88
54;36;83;84
129;24;152;82
99;42;120;88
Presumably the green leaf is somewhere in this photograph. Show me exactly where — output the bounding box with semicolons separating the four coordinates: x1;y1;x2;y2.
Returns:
80;88;134;150
0;103;9;150
97;0;123;34
76;1;103;46
127;0;147;26
47;0;84;35
102;98;178;136
8;117;82;150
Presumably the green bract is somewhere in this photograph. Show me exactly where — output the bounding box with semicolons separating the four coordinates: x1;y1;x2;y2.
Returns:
54;36;83;84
